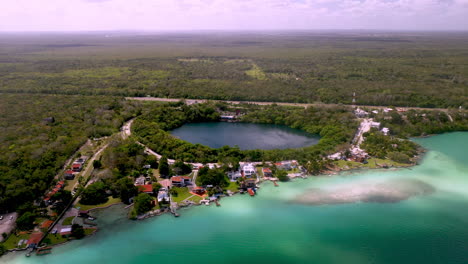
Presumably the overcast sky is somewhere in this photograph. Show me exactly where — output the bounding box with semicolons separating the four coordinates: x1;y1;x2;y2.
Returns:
1;0;467;31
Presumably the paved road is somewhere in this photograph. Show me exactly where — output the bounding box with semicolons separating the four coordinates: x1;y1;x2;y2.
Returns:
126;97;461;112
0;213;18;242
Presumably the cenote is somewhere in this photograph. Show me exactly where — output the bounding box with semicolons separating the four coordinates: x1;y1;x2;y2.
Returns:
170;122;320;150
3;132;468;264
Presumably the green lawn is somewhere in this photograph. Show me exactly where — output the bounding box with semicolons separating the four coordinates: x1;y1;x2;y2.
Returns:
2;233;30;249
44;233;68;246
84;228;97;236
188;195;203;203
171;187;192;203
76;197;121;211
62;216;75;226
245;64;267;80
225;181;239;192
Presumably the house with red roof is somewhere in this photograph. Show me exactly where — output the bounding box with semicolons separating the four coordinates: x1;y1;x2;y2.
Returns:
138;184;153;194
171;176;191;187
72;163;82;172
262;168;272;177
27;232;44;248
64;170;75;180
192;186;206;195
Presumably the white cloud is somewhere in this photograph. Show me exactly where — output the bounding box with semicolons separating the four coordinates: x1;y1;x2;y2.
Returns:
0;0;467;31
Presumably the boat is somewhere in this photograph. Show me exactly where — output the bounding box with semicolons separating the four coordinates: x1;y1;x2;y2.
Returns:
247;188;255;196
36;247;52;255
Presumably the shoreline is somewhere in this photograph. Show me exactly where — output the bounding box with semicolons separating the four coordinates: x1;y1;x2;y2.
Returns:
0;141;427;258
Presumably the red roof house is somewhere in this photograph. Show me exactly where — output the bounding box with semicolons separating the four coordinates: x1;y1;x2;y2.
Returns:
171;176;191;187
138;184;153;194
27;232;44;247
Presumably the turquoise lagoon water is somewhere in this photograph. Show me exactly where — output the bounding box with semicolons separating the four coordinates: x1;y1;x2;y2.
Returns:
170;122;320;150
3;132;468;264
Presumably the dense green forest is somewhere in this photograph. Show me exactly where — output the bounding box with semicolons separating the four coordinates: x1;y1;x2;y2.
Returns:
0;32;467;107
132;102;358;163
0;94;141;212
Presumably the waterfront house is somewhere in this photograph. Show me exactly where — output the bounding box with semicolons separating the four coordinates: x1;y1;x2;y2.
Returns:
240;179;257;189
157;189;169;202
27;232;44;248
60;227;72;237
262;168;272;177
171;176;191;187
192;186;206;195
64;170;75;180
78;210;90;217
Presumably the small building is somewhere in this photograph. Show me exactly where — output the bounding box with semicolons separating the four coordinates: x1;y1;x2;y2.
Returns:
371;110;379;114
27;232;44;248
72;163;82;172
354;108;369;118
60;227;72;237
134;176;146;186
275;161;294;171
381;127;390;136
370;121;381;129
171;176;191;187
157;190;169;203
220;115;235;120
43;117;55;124
64;170;75;180
78;210;90;217
262;168;272;177
138;184;153;194
192;186;206;195
227;171;242;181
241;179;257;189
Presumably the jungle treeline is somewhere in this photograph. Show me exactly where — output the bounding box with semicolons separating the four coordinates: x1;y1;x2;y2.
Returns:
0;94;141;212
0;32;467;108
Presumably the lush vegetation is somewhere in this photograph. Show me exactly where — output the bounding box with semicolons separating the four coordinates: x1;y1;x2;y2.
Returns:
371;109;468;137
361;130;418;162
0;32;467;108
133;193;153;215
0;94;141;213
196;167;229;187
133;102;358;163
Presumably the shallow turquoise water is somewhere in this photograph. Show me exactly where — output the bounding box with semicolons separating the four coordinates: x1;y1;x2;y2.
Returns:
170;122;320;150
3;132;468;264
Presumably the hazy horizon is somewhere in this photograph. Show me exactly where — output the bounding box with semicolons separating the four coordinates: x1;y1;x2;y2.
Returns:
1;0;468;32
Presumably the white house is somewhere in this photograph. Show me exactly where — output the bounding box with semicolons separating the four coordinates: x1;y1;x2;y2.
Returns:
227;171;242;181
354;108;369;118
241;163;256;178
370;121;381;128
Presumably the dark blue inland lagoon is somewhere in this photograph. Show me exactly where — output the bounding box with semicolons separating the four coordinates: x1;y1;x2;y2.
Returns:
170;122;320;150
